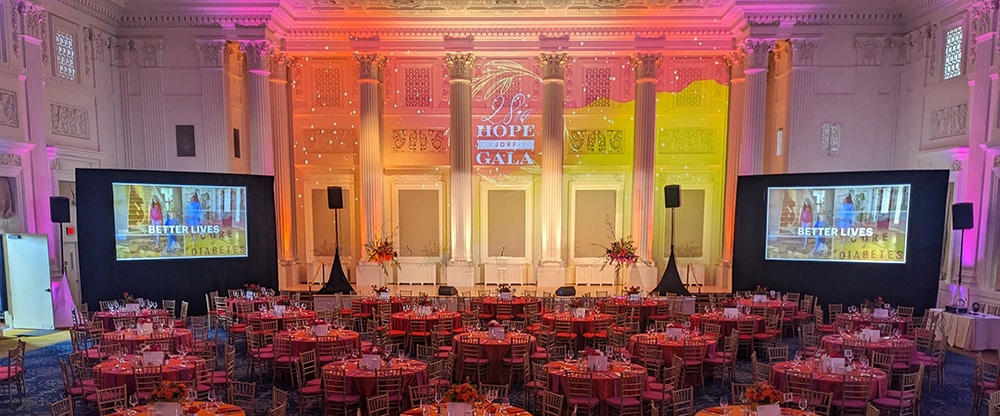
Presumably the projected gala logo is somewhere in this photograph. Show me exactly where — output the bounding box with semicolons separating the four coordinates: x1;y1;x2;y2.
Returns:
472;61;540;166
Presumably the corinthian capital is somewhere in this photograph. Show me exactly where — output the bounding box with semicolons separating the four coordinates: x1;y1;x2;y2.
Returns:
354;53;388;81
195;39;226;68
742;38;775;70
137;39;164;68
445;52;477;81
630;52;662;81
790;38;820;66
240;40;274;73
538;52;568;81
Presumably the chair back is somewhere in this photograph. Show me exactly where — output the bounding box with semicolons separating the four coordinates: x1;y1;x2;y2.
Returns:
564;371;594;399
841;374;873;404
803;388;833;416
132;364;163;396
409;384;437;408
540;391;564;416
766;345;789;363
785;369;814;397
731;382;751;404
367;393;390;416
95;385;127;416
671;386;694;416
375;368;403;397
49;397;73;416
227;380;257;415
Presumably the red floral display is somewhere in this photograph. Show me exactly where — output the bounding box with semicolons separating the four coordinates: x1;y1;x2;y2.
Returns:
625;286;641;295
150;380;188;403
744;381;783;405
365;236;399;277
443;383;481;404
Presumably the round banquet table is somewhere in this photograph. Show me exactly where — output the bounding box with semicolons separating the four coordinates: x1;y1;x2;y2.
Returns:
228;296;274;312
627;333;718;361
689;313;764;336
92;309;171;332
696;406;808;416
402;404;532;416
738;299;798;313
244;310;318;330
452;332;536;384
93;355;203;393
391;311;462;332
541;312;614;349
820;334;916;359
113;402;245;416
770;360;888;400
472;297;542;318
354;298;406;316
274;328;362;357
837;313;909;333
597;298;667;330
321;358;427;398
544;361;646;416
103;329;193;354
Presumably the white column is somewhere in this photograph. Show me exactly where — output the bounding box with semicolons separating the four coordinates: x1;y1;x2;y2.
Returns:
271;53;294;271
16;2;57;269
113;39;139;167
787;39;818;172
195;40;230;173
538;53;567;277
137;39;167;170
739;39;775;176
445;52;477;287
629;52;661;287
965;4;997;286
241;40;275;176
721;51;746;288
355;53;388;282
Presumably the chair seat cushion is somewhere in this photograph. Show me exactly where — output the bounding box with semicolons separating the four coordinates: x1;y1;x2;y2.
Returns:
496;315;514;321
641;390;672;402
501;357;525;364
556;332;578;339
567;397;600;407
606;397;641;408
302;385;323;395
872;397;911;408
463;358;490;364
704;356;730;365
645;382;674;393
529;352;549;361
326;393;361;403
0;366;22;380
832;398;867;408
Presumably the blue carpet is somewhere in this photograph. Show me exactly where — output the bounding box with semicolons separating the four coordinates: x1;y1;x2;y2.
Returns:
1;330;980;415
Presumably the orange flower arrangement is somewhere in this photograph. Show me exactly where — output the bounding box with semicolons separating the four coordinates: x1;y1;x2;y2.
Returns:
443;382;481;404
150;380;188;402
744;381;783;406
365;236;399;277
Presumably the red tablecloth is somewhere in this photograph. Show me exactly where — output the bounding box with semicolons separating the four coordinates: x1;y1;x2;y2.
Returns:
321;358;427;398
542;312;613;350
737;299;798;314
837;313;909;333
103;329;193;354
597;298;667;329
93;355;202;393
770;360;888;399
820;335;916;360
544;361;646;416
689;313;764;336
627;333;717;361
92;310;171;332
275;329;362;357
354;298;406;316
472;297;542;317
245;310;318;331
114;403;245;416
390;312;462;332
452;332;536;384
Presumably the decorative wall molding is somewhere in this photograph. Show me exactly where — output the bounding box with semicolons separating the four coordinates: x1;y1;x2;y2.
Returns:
113;38;132;67
952;159;963;171
968;3;997;64
117;13;272;29
0;152;21;167
269;52;289;80
789;38;819;66
137;39;163;68
745;11;904;26
0;89;18;128
854;36;887;66
195;39;226;68
567;172;626;183
285;25;734;40
994;154;1000;168
927;24;938;77
821;122;841;157
390;173;444;184
929;103;968;140
14;1;48;62
568;129;624;154
50;103;89;139
355;53;388;81
298;128;358;153
658;128;716;154
54;0;121;26
656;171;714;184
630;52;662;81
723;51;746;78
390;129;447;153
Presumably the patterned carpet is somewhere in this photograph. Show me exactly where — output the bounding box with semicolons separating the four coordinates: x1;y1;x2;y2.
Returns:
1;330;979;415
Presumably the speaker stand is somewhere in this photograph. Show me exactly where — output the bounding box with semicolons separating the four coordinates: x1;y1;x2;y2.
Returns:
317;207;353;294
654;207;690;296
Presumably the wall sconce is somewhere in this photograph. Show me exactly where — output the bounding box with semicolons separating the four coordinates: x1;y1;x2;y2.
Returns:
821;122;841;157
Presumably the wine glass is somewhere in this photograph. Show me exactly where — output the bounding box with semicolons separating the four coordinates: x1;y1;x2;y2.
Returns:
114;401;124;415
719;395;729;411
565;349;575;363
186;388;197;404
397;348;406;363
129;393;139;409
798;396;809;411
794;350;803;363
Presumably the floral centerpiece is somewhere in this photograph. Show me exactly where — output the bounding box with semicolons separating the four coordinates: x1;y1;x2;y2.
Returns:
568;298;586;309
753;285;768;294
600;237;640;277
497;283;512;293
625;286;641;295
744;382;783;410
362;345;383;355
365;236;399;277
582;347;603;357
274;296;290;306
122;292;136;303
443;383;482;405
863;296;886;311
151;381;188;403
417;294;432;307
487;320;502;328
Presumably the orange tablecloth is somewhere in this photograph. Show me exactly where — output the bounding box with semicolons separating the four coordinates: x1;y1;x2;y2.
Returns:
245;310;317;330
820;334;916;359
391;312;462;332
472;297;541;317
275;329;361;357
93;355;203;393
93;310;171;332
321;358;428;398
544;361;645;416
627;333;717;360
452;332;536;384
113;402;245;416
103;329;193;354
690;313;764;336
770;360;888;399
696;406;807;416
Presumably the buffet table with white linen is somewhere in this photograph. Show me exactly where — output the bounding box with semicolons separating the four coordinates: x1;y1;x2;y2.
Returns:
939;311;1000;351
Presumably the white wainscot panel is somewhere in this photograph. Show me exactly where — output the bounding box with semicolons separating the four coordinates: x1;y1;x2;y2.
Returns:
397;258;438;285
483;260;528;285
574;262;617;285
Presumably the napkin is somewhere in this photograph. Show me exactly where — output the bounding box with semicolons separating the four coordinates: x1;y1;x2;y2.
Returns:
756;404;781;416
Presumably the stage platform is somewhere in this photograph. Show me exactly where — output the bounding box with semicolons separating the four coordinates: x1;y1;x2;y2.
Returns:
284;282;731;297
